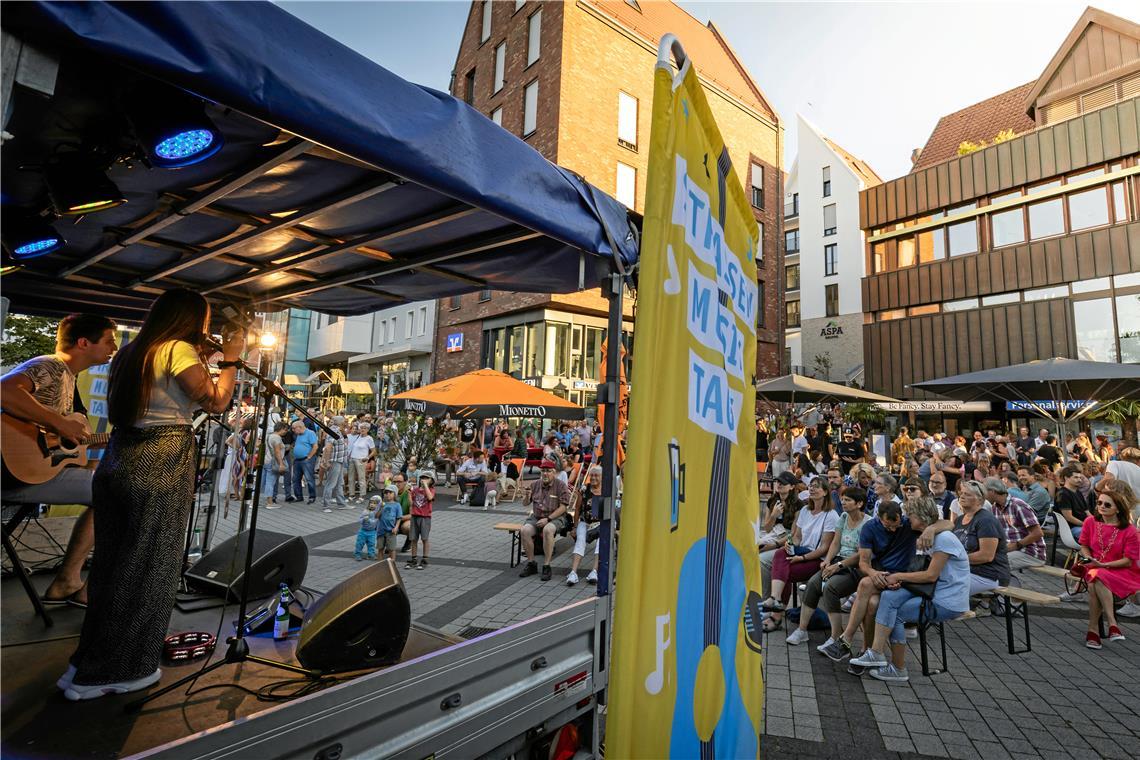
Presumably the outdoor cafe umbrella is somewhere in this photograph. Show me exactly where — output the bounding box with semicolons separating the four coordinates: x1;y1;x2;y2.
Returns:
755;373;899;405
386;368;585;419
909;357;1140;433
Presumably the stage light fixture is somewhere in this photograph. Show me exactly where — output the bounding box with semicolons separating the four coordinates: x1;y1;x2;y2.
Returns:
44;155;126;216
131;87;224;169
1;208;65;259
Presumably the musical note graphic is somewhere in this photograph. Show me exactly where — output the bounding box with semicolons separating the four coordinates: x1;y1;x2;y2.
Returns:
645;613;671;695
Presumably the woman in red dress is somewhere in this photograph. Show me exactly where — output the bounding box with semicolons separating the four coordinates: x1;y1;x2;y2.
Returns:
1078;483;1140;649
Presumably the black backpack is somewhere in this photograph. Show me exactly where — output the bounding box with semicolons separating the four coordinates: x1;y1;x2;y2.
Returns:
468;479;487;507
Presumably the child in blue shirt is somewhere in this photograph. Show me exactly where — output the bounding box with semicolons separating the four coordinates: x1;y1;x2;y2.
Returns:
355;498;381;561
377;486;403;561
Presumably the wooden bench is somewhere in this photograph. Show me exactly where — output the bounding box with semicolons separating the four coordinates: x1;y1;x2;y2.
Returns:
992;586;1060;655
1028;564;1070;579
493;522;525;567
916;604;977;676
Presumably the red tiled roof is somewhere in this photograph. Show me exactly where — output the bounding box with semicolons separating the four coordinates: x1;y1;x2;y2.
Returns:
587;1;778;122
823;136;883;187
910;82;1037;173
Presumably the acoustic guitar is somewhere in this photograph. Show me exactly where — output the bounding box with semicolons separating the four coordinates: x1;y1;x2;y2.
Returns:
0;412;110;485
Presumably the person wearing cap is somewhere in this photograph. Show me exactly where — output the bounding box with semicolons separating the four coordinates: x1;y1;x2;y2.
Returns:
984;477;1045;570
837;429;865;475
520;460;571;581
759;470;803;594
405;472;436;570
355;495;382;561
375;487;403;562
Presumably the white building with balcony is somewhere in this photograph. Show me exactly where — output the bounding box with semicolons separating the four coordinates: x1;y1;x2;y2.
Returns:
783;115;881;384
308;301;435;405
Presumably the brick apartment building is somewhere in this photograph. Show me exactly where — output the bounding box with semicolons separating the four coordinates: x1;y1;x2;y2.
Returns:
859;7;1139;430
434;0;784;409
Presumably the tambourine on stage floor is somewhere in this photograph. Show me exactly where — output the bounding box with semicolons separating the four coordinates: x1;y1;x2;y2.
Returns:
1;574;457;760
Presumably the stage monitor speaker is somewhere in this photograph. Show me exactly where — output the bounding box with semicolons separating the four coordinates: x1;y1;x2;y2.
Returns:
185;530;308;602
296;559;411;673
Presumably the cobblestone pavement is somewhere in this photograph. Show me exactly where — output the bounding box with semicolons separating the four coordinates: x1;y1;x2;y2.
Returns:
206;485;1140;759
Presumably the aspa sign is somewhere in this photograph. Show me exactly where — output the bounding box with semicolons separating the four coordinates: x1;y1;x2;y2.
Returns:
445;333;464;353
820;320;844;339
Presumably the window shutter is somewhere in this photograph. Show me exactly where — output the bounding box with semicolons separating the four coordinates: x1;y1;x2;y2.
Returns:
1041;96;1078;125
1080;84;1115;113
1121;72;1140;100
823;204;837;229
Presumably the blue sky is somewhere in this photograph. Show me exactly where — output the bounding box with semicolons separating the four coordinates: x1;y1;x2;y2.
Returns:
278;1;1139;181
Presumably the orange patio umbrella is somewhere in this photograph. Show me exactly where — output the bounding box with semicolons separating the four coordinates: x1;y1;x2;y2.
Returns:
387;368;585;419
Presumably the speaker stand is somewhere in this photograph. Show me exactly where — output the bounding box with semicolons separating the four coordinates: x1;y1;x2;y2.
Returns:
127;349;338;713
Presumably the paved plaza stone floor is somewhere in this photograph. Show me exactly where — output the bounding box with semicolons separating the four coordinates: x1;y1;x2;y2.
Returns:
209;481;1140;760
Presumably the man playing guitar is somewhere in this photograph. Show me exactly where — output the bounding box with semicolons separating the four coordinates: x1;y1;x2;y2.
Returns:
1;313;118;607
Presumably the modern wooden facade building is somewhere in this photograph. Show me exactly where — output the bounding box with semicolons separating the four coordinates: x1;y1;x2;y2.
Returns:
859;7;1140;401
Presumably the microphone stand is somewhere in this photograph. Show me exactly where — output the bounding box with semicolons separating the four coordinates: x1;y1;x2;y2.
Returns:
128;348;340;712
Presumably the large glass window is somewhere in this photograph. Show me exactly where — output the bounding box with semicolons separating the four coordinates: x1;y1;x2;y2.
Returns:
784;229;799;253
990;191;1025;248
508;325;525;377
981;292;1019;306
947;219;977;256
526;9;541;66
545;322;570;376
493;43;506;93
916;226;945;263
1117;293;1140;363
1067;186;1110;231
824;243;837;276
481;0;491;42
1028;198;1064;240
584;327;604;381
524;322;543;377
872;242;885;274
825;284;839;317
618;92;638;149
523;80;538;135
616;162;636;208
898;236;916;268
1112;182;1128;222
1024;285;1069;301
786;300;800;328
1073;298;1117;362
786;263;800;290
1071;277;1111;294
823;204;836;236
944;298;979;312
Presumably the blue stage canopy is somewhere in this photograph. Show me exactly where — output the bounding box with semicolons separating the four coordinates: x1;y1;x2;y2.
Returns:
0;1;638;320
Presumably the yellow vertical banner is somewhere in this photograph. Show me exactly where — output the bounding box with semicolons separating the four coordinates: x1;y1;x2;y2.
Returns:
608;36;763;759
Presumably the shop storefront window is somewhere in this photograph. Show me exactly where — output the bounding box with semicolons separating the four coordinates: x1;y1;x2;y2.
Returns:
508;325;525;377
525;322;543;378
546;322;570;376
584;327;604;381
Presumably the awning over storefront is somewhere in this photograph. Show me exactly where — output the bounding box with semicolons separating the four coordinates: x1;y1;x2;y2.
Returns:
1;1;638;322
756;373;898;404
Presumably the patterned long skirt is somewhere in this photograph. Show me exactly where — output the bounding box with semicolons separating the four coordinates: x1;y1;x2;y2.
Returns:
71;425;195;685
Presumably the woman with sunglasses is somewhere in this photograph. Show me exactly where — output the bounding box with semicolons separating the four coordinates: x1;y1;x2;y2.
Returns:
1079;484;1140;649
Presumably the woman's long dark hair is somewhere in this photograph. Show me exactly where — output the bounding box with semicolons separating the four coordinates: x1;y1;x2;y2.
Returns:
107;289;209;427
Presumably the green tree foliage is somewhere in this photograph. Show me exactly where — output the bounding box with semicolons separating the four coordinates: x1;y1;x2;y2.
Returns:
389;413;459;471
842;401;887;429
1;315;58;367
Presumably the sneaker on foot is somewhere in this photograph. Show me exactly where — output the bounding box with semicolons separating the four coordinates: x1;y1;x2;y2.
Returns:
307;498;316;504
399;541;412;553
786;628;810;646
64;669;162;701
586;569;598;584
519;561;538;578
406;558;418;570
541;566;552;581
904;625;918;640
418;558;428;569
819;637;852;662
1116;602;1140;618
1107;625;1125;641
847;662;867;677
367;554;377;560
869;663;909;683
323;508;333;513
1086;631;1103;649
57;664;77;691
566;571;579;586
840;596;854;613
1059;591;1082;602
815;637;836;654
355;555;363;561
760;597;785;612
850;648;889;668
972;602;992;618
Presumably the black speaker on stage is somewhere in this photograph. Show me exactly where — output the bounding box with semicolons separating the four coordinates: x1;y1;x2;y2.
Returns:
185;530;308;602
296;559;411;673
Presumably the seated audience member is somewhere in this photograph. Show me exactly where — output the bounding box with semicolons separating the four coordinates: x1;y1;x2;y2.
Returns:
785;488;871;646
518;461;570;581
953;480;1011;599
900;476;928;504
759;472;802;593
820;501;950;663
848;497;971;683
1056;464;1088;540
1079;484;1140;649
456;450;491;505
825;466;845;511
566;465;603;586
761;479;839;631
1015;464;1053;524
1036;435;1064;470
928;471;955;520
869;474;901;517
985;477;1045;570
